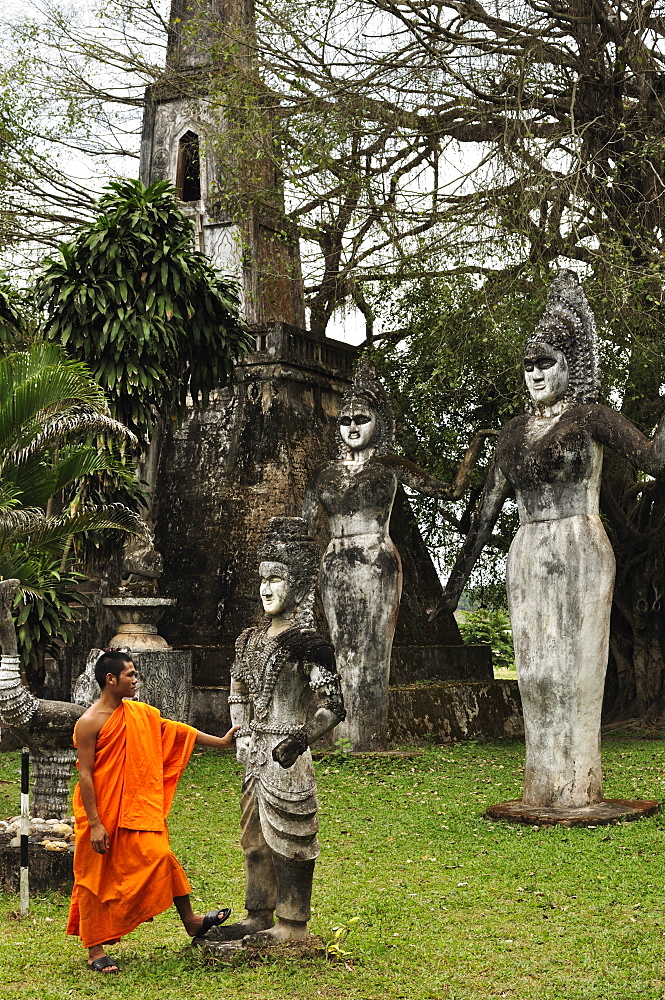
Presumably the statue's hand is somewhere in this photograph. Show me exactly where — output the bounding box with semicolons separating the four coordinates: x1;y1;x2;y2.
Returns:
236;736;250;764
273;736;305;769
429;589;459;620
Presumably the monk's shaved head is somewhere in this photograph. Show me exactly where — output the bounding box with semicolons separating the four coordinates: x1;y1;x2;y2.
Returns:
95;650;133;689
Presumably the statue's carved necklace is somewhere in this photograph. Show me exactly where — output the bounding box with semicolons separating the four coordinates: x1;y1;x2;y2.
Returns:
244;624;300;721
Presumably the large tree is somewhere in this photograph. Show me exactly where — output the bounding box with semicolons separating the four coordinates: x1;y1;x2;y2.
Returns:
11;0;665;718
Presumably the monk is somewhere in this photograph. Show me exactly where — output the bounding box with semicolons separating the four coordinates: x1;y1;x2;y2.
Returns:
66;649;238;973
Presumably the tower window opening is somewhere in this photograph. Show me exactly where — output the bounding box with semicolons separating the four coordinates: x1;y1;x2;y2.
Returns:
176;130;201;202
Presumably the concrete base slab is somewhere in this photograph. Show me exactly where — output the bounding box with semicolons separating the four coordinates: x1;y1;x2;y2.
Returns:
388;680;523;744
484;798;660;826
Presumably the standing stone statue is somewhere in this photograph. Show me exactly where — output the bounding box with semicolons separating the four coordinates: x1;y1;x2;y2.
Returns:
201;517;345;947
435;270;665;811
303;359;492;750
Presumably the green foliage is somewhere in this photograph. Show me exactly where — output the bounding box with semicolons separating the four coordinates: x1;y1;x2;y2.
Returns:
0;342;146;682
0;273;26;347
458;608;515;673
37;178;250;442
0;551;89;682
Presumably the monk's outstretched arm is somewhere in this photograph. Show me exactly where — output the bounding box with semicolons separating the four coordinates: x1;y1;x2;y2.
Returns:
194;725;240;749
76;718;110;855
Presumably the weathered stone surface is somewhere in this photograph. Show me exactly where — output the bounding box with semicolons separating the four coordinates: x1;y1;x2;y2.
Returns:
132;650;193;724
0;835;73;893
389;645;493;685
153;337;474;699
189;685;229;731
484;798;660;826
190;678;523;744
387;680;523;744
439;270;665;807
307;360;489;751
103;597;176;651
217;517;344;944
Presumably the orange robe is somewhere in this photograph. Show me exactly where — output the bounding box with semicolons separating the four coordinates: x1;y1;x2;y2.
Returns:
66;700;197;948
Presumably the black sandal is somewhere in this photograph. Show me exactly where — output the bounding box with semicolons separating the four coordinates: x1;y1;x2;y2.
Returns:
195;907;232;939
88;955;120;973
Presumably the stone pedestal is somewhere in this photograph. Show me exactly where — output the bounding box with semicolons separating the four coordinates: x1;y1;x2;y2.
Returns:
484;798;660;827
102;597;176;650
0;836;73;893
98;596;193;723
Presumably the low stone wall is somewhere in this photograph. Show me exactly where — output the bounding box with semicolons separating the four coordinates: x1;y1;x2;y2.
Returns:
189;680;523;745
189;686;231;733
388;680;523;744
0;835;73;893
389;644;493;684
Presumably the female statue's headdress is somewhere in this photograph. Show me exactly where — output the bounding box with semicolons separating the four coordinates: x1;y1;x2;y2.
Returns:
338;356;395;457
258;516;317;625
525;270;600;410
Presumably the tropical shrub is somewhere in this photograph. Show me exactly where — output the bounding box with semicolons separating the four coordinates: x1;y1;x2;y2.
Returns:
0;343;146;687
458;608;515;673
37;178;250;442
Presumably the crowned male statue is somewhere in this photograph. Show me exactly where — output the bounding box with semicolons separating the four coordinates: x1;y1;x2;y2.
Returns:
200;516;346;946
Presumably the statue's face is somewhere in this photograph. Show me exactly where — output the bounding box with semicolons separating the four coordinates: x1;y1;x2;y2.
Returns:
339;402;376;452
259;561;295;616
524;346;569;406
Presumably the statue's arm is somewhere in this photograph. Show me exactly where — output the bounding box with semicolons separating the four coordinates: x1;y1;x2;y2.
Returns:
229;632;253;762
430;457;511;618
588;405;665;475
228;676;251;764
386;430;498;500
272;645;345;769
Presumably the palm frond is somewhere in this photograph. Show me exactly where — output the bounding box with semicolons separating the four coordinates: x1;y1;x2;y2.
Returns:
0;507;45;543
1;408;137;475
13;503;149;548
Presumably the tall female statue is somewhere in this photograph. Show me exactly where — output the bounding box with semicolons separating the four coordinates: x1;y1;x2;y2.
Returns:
435;270;665;810
304;360;491;750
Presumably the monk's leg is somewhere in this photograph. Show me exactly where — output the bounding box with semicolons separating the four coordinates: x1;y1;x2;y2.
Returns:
173;894;210;937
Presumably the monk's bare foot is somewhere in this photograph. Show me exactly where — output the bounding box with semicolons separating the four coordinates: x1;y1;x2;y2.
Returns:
196;909;274;944
247;919;309;943
185;906;232;938
87;946;119;973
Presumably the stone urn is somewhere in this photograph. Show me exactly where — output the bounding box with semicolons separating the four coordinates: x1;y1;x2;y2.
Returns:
101;597;176;652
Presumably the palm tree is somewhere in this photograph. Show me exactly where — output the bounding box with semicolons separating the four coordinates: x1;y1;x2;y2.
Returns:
0;342;147;687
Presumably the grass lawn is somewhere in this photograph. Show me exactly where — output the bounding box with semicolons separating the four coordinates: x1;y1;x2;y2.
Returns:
1;735;664;1000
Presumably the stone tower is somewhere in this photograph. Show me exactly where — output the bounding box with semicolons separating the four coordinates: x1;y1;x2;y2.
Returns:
139;0;491;736
139;0;305;328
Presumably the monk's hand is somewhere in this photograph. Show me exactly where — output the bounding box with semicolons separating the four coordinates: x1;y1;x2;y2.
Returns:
90;822;110;854
220;725;240;748
272;735;305;769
